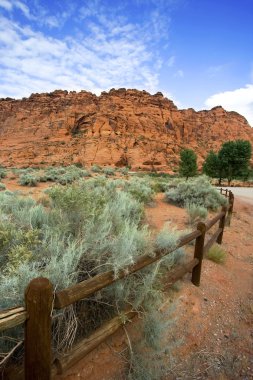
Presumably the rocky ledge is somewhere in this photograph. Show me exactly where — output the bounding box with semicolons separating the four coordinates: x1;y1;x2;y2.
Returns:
0;88;252;170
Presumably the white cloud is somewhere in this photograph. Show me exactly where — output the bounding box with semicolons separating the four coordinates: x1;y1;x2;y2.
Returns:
79;1;100;20
0;0;74;28
0;14;161;99
0;0;33;18
205;84;253;127
14;0;31;18
0;0;12;11
174;69;184;78
167;55;175;67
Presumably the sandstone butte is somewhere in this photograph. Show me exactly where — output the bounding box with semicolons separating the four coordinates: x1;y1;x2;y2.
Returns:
0;88;252;171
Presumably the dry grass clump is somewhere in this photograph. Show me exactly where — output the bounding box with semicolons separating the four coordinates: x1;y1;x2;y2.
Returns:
206;244;226;264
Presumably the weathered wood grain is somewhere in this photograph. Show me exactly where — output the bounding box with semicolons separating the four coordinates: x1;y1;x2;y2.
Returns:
25;277;53;380
54;310;137;374
0;310;27;332
191;222;206;287
217;206;227;244
163;258;199;290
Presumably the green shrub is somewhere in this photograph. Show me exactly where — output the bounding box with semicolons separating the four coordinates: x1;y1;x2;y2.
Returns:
44;166;66;181
148;172;172;178
91;164;102;173
19;173;38;186
0;168;7;178
150;178;168;193
102;167;115;176
206;244;226;264
82;169;91;177
119;167;129;175
186;203;208;224
127;302;177;380
0;182;6;190
17;167;35;174
155;224;180;253
6;229;40;275
57;173;76;185
165;176;227;210
38;175;48;182
43;166;89;184
179;148;197;179
122;177;154;204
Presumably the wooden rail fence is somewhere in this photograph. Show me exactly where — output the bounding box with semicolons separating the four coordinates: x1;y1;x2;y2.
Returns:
0;189;234;380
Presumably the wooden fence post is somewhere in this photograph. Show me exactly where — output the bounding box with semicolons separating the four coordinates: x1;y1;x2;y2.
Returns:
191;222;206;287
25;277;53;380
217;206;227;244
227;191;234;226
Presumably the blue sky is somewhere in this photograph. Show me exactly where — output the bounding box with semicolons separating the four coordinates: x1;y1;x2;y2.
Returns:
0;0;253;125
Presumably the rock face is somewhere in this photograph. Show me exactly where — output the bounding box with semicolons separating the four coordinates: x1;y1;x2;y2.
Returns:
0;88;252;171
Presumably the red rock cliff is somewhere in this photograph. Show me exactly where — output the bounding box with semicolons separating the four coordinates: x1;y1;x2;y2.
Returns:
0;88;252;170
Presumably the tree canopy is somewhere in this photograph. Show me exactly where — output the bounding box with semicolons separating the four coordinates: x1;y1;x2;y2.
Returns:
179;148;197;179
202;151;221;179
203;140;252;184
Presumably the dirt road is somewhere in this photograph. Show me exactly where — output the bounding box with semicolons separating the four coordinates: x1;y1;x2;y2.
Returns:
221;187;253;205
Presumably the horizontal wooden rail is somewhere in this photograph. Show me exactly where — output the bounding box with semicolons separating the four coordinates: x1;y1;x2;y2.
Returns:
53;258;199;374
0;307;27;332
54;309;137;374
205;211;225;231
204;228;222;253
220;188;229;196
54;230;201;309
163;258;199;290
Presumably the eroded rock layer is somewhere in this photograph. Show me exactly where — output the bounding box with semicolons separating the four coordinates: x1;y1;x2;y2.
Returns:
0;88;252;170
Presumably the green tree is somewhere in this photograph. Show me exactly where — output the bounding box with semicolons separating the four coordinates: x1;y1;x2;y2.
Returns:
179;148;197;179
202;150;224;184
218;140;252;185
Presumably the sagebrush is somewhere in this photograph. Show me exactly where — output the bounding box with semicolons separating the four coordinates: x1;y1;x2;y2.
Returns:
165;176;228;210
0;177;185;370
186;203;208;225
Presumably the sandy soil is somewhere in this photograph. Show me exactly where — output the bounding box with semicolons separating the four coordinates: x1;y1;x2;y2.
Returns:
1;176;50;199
52;192;253;380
